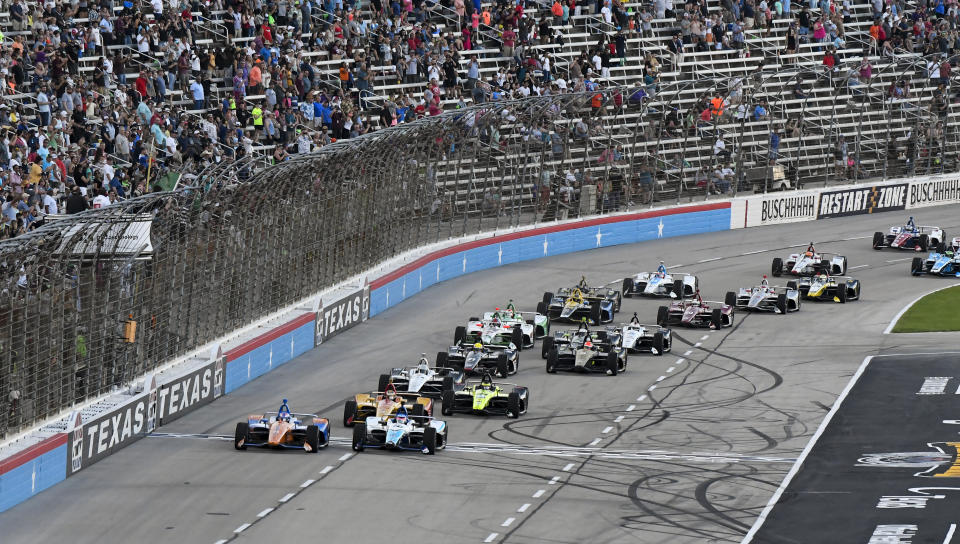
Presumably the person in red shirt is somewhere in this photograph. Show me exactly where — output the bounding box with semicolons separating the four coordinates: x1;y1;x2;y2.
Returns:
502;26;516;57
135;71;148;99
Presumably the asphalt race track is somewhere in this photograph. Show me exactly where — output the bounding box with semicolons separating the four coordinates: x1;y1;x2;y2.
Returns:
2;205;959;544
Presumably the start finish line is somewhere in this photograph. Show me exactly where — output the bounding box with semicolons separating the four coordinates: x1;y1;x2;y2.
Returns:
746;354;960;544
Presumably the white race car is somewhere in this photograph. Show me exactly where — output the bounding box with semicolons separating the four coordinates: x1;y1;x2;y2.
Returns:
620;313;672;355
873;218;945;251
459;302;549;349
772;243;847;277
379;356;464;398
623;262;697;299
351;406;447;455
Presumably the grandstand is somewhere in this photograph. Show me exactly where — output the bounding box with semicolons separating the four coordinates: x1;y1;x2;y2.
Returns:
0;0;957;436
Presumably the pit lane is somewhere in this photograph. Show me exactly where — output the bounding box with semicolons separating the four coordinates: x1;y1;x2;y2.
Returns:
1;205;958;544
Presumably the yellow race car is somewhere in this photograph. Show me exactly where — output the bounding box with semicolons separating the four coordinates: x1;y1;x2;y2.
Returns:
342;383;433;427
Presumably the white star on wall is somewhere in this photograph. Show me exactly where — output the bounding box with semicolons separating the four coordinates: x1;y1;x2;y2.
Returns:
657;218;665;238
402;279;406;297
419;271;423;290
596;228;604;247
462;254;467;272
436;263;440;282
498;244;503;264
543;238;549;255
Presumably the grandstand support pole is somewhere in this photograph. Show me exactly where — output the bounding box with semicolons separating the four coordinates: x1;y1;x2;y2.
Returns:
882;91;893;181
825;69;839;186
852;79;867;183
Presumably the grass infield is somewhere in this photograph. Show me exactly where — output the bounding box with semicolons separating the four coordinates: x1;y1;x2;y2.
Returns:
892;285;960;333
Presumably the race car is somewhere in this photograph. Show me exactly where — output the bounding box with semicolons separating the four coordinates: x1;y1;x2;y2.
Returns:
440;372;529;418
771;243;847;277
438;341;519;377
542;277;621;324
457;301;548;349
873;217;945;251
725;276;801;313
351;405;447;454
234;399;330;453
378;356;464;398
342;384;433;427
619;313;672;355
795;274;862;302
911;243;960;277
622;262;698;298
657;290;735;329
544;321;628;375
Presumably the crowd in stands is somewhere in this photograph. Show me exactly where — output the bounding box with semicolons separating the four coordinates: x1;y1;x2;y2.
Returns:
0;0;954;237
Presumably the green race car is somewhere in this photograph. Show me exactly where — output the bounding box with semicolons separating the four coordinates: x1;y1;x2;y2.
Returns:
440;373;529;419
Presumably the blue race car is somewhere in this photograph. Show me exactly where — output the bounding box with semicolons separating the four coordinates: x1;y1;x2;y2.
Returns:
911;239;960;277
234;399;330;452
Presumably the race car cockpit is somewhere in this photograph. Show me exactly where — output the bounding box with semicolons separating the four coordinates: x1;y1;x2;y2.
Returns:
277;399;291;421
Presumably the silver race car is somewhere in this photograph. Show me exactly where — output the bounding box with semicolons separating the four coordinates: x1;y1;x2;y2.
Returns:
351;405;448;455
622;262;698;298
379;356;464;398
460;302;549;349
772;242;847;277
725;276;801;314
620;313;672;355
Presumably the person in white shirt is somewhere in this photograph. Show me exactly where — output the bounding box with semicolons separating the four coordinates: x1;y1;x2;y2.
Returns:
92;188;112;209
41;189;58;215
100;159;115;189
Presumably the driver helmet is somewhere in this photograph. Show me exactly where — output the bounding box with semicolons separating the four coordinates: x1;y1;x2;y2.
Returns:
418;354;429;367
480;374;494;390
473;341;483;350
395;409;407;424
386;388;397;401
760;274;769;287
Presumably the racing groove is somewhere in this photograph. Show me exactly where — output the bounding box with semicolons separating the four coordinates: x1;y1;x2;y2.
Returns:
2;206;959;544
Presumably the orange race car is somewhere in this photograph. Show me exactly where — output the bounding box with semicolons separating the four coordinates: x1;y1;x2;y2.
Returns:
234;399;330;453
342;384;432;427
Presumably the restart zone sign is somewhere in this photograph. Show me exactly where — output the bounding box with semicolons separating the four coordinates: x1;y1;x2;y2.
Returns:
817;184;907;219
748;355;960;544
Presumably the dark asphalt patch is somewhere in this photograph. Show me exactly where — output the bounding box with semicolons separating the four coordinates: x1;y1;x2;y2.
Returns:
749;354;960;544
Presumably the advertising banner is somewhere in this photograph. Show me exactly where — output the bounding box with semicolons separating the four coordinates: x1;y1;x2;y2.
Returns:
157;357;225;426
744;192;819;227
317;285;370;344
818;183;908;219
65;376;157;476
907;177;960;209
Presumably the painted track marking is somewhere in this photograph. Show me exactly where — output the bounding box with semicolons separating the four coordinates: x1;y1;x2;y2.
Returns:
234;524;250;534
588;438;602;446
338;453;354;461
700;334;709;340
602;426;614;434
279;493;295;503
548;476;560;485
300;479;315;488
502;517;515;527
667;366;675;373
943;523;957;544
684;350;693;355
637;395;647;401
656;375;666;382
532;489;546;498
626;404;635;411
256;508;273;518
614;415;624;422
518;503;531;513
562;463;575;471
485;533;499;542
320;466;334;474
648;385;657;391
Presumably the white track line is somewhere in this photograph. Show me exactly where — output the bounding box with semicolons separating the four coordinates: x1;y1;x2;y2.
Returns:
648;385;657;391
636;394;647;401
602;426;614;434
532;489;546;498
886;257;913;262
234;524;251;533
694;342;702;347
883;284;960;334
484;533;499;543
943;523;957;544
674;358;686;365
257;508;273;518
626;404;636;411
684;350;693;356
518;503;531;513
562;463;575;471
741;355;873;543
300;479;315;488
847;264;870;270
319;465;334;474
279;493;296;503
338;453;354;461
588;438;602;446
548;476;560;485
214;540;228;544
501;517;515;527
614;415;624;422
656;375;666;382
667;367;675;373
700;335;709;341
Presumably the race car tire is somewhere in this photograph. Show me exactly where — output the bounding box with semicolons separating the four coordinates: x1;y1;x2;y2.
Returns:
234;422;249;450
836;285;847;304
343;400;358;427
508;392;522;419
673;279;685;299
352;425;365;452
837;257;848;275
919;234;929;252
872;231;885;249
776;293;788;314
542;292;554;308
622;277;634;298
423;427;437;455
468;317;479;322
657;306;669;326
536;301;547;315
441;390;454;416
496;353;510;378
436;351;449;369
412;403;427;420
653;332;666;355
442;375;454;393
853;282;861;300
589;302;601;324
546;348;558;373
937;241;947;254
772;258;783;277
378;374;391;394
787;280;798;291
711;309;723;329
911;257;924;276
606;352;619;376
511;327;524;350
724;291;736;307
541;336;554;359
615;292;622;312
454;326;466;345
305;425;321;453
